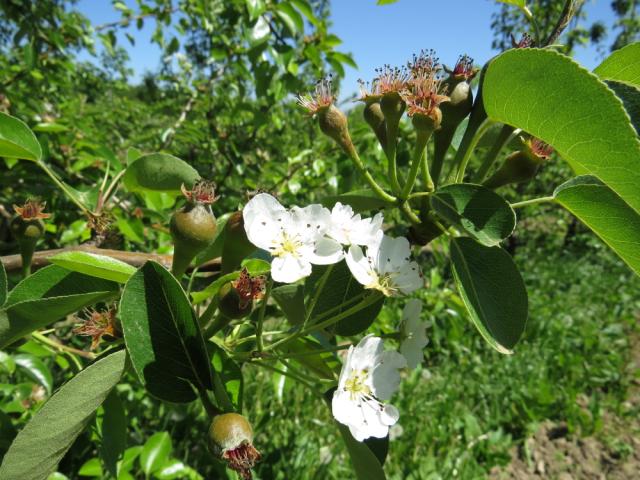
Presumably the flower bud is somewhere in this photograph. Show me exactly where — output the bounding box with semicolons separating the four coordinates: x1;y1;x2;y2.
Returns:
298;77;356;156
221;211;256;274
317;104;353;154
170;181;218;277
483;138;553;189
362;101;387;150
208;413;261;480
11;199;50;276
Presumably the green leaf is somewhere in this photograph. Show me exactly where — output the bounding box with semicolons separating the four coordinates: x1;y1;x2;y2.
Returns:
100;391;126;478
0;112;42;161
321;189;388;213
14;354;53;393
281;337;339;380
0;410;17;456
245;0;265;21
140;432;172;476
289;0;318;26
376;0;398;5
191;272;239;305
554;175;640;276
482;48;640;214
155;459;203;480
49;251;137;283
1;266;119;348
271;284;306;325
593;42;640;87
122;153;200;193
275;3;304;35
0;350;126;480
119;261;213;403
78;458;102;477
431;184;516;246
605;80;640;134
305;263;384;336
450;237;528;354
211;346;243;412
0;261;6;307
331;51;358;69
241;258;270;276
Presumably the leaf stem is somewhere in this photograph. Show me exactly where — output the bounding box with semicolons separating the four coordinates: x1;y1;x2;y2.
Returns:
401;128;433;200
250;360;322;395
37;161;90;215
455;119;493;183
197;387;222;419
472;125;516;183
345;143;397;204
303;265;334;329
256;277;273;352
266;292;383;352
510;196;555;209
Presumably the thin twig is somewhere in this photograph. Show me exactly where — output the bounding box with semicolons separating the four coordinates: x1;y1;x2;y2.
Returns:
544;0;585;46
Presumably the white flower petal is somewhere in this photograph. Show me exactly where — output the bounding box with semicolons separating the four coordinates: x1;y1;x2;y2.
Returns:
400;338;426;370
306;237;344;265
271;254;312;283
346;245;375;287
380;404;400;426
402;299;423;323
332;389;359;425
337;346;355;389
371;350;406;400
351;334;383;371
291;204;331;239
243;193;286;230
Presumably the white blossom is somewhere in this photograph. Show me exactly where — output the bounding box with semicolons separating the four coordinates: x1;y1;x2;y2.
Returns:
332;335;406;441
327;202;383;247
345;234;423;297
243;194;343;283
399;299;429;369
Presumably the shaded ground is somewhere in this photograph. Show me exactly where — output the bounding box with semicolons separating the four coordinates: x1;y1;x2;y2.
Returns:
493;333;640;480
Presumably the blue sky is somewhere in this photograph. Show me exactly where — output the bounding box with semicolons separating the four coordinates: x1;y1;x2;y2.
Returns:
77;0;615;98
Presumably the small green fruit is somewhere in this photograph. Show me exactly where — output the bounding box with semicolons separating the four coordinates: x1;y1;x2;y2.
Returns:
208;413;261;480
218;282;252;320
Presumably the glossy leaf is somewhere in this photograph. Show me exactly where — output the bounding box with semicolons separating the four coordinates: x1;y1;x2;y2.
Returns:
1;266;119;348
191;272;239;305
0;261;6;307
306;263;384;336
431;183;516;246
0;350;126;480
593;42;640;87
119;261;213;403
0;112;42;161
606;80;640;134
321;189;387;213
140;432;172;476
450;237;528;354
211;346;243;412
14;354;53;393
101;390;127;478
271;284;306;325
376;0;398;5
49;251;137;283
483;48;640;214
123;153;200;193
554;176;640;276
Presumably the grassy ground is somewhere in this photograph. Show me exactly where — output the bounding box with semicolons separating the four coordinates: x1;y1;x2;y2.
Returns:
240;212;640;480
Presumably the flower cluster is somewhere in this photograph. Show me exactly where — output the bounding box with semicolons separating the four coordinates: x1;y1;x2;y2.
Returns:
242;193;423;294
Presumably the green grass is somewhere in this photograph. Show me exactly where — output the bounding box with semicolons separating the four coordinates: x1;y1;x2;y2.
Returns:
239;226;640;479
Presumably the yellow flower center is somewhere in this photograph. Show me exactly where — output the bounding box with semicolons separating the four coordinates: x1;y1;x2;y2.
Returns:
344;369;371;400
272;233;302;257
366;272;397;297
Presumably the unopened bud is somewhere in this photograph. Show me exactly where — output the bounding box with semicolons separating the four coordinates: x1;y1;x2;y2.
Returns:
170;180;218;277
317;104;354;154
483;138;553;189
362;102;387;150
11;199;50;276
222;211;257;274
218;269;265;320
209;413;261;480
